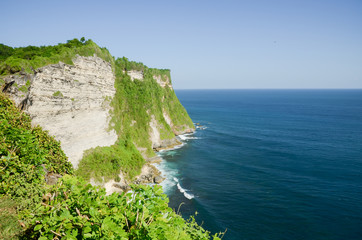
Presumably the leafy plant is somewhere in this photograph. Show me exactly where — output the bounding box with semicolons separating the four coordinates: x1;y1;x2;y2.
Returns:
0;92;73;212
24;175;220;240
76;139;145;182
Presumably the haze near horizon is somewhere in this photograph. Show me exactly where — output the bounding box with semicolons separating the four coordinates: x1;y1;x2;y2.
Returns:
1;0;361;89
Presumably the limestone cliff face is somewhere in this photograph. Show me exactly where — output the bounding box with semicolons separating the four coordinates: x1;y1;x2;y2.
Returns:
3;55;118;168
3;54;194;170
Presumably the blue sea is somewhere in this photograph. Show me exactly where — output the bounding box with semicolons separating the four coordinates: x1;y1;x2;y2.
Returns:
157;89;362;240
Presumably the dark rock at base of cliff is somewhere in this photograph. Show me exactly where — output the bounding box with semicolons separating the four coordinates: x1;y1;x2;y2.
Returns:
154;175;164;184
132;163;164;185
112;183;131;192
154;138;182;152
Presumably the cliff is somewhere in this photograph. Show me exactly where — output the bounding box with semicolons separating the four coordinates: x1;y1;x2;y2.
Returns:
0;39;194;185
3;55;117;168
0;91;218;240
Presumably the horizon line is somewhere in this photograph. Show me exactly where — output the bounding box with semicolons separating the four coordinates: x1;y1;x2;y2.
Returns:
173;88;362;90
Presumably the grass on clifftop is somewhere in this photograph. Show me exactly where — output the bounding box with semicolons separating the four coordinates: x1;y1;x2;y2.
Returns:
0;38;114;76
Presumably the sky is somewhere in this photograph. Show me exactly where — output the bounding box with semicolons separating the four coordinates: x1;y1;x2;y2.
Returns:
1;0;362;89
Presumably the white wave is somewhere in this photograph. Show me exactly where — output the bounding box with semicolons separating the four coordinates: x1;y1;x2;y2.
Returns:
153;159;179;193
184;192;195;200
177;183;185;193
195;125;208;130
177;183;194;200
178;133;200;141
152;131;199;196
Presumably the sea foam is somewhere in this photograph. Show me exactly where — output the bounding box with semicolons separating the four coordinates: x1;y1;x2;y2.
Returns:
153;128;202;199
177;182;195;200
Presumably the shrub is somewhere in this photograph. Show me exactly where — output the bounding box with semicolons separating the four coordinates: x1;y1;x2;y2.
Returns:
24;175;220;240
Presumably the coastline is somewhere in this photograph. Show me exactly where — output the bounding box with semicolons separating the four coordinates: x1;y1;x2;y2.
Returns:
152;130;200;200
104;128;195;195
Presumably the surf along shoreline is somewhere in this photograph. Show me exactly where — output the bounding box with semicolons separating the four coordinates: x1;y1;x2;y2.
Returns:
105;125;204;199
153;124;206;200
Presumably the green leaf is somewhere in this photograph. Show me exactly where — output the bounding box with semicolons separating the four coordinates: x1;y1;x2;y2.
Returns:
83;233;92;238
34;224;42;231
83;226;92;233
64;222;73;229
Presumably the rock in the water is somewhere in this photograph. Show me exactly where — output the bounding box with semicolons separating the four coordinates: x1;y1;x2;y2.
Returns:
154;175;164;184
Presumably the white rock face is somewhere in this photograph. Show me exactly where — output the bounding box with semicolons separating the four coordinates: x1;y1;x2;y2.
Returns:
149;115;162;148
162;109;173;127
127;70;144;81
153;74;173;89
148;114;180;150
5;55;118;168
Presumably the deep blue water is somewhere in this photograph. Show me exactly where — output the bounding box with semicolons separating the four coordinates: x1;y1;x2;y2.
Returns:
158;89;362;240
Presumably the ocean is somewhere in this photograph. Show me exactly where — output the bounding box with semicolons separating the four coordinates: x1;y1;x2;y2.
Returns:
157;89;362;240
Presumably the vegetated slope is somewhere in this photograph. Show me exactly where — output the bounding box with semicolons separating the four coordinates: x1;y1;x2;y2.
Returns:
0;93;220;239
0;38;194;184
0;40;219;239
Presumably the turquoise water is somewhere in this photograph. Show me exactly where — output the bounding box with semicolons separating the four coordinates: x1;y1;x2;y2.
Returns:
158;90;362;240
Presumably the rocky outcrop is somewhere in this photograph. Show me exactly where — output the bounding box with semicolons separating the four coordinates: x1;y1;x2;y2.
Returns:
102;163;164;195
127;70;143;81
162;109;194;136
2;55;118;168
149;114;182;150
153;74;173;89
133;163;164;185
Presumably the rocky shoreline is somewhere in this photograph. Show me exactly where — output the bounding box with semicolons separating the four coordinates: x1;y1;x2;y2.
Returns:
104;132;192;195
41;130;194;195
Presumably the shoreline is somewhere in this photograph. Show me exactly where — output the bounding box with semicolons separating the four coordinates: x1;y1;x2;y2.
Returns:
152;130;200;199
104;129;195;195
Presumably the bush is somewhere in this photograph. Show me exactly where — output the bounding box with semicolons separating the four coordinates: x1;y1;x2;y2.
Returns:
0;93;73;212
76;140;145;182
24;175;219;240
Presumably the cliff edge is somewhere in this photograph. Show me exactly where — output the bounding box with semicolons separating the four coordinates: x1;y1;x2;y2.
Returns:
0;39;194;186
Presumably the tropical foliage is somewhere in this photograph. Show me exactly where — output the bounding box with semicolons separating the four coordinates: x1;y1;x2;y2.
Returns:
0;93;221;239
0;39;219;239
23;176;220;240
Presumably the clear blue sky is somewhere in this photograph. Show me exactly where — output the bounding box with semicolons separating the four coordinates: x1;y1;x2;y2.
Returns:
2;0;362;89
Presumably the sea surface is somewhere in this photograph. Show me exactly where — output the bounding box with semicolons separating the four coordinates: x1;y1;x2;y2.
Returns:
157;89;362;240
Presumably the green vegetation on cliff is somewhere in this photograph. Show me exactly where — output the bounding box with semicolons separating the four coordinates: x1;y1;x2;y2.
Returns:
0;38;194;182
0;93;73;210
0;92;73;239
0;93;220;239
0;39;215;239
0;38;113;76
76;139;144;182
76;53;194;183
